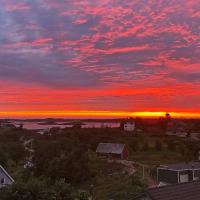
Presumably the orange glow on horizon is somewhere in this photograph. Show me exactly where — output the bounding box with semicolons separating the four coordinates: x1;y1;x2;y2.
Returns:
1;110;200;119
1;1;200;121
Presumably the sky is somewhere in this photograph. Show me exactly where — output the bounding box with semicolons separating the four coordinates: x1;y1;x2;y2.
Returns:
0;0;200;118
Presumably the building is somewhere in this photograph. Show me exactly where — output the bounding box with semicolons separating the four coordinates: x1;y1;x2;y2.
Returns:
157;162;200;186
124;122;135;132
166;121;188;137
0;123;16;130
96;143;128;160
0;165;14;188
120;118;136;132
134;180;200;200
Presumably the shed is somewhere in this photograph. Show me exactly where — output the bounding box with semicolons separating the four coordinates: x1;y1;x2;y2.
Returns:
96;143;128;160
157;162;200;185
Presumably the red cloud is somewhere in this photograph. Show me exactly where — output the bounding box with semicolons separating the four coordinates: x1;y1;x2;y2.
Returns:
31;38;53;46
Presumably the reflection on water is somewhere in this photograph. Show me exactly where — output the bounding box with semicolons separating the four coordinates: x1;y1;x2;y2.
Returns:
13;121;120;130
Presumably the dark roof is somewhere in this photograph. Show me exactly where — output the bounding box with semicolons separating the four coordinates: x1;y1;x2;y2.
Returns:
96;143;125;154
144;181;200;200
159;162;200;170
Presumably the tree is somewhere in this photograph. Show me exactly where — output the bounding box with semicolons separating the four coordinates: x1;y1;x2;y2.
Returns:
142;141;149;151
155;140;162;151
166;140;176;151
130;140;139;152
0;147;7;167
9;143;26;163
0;179;77;200
158;117;168;131
135;118;144;130
165;113;172;121
158;113;172;132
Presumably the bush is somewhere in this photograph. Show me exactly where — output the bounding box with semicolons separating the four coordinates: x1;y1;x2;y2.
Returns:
0;179;84;200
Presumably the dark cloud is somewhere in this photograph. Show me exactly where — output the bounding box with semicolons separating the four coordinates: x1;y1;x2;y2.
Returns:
169;71;200;83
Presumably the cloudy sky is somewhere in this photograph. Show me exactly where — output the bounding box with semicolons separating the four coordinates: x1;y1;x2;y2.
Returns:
0;0;200;118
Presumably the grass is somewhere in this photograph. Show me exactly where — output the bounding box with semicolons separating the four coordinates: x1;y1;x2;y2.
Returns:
80;161;146;200
91;171;145;200
131;149;184;166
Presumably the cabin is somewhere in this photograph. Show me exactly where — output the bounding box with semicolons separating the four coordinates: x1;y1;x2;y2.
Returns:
157;162;200;186
134;180;200;200
0;165;14;188
96;143;128;160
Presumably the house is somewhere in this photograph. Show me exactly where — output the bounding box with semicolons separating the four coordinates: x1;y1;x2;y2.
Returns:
0;165;14;188
0;123;16;130
166;121;188;137
134;180;200;200
96;143;128;160
36;128;49;135
157;162;200;186
121;118;135;132
124;121;135;132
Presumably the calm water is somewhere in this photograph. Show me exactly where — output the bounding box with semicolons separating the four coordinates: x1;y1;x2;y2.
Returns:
13;121;120;130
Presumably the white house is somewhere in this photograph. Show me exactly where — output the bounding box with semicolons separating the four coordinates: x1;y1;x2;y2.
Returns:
0;165;14;188
124;122;135;132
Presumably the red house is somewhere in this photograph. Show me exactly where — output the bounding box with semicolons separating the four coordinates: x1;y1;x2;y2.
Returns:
96;143;128;160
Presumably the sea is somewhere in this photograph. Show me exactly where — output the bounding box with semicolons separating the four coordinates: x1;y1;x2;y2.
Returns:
12;121;120;130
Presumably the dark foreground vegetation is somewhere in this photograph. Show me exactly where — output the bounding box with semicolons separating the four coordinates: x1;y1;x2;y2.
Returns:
0;123;200;200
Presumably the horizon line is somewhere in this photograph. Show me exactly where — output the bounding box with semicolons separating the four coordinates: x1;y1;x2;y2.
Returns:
1;110;200;119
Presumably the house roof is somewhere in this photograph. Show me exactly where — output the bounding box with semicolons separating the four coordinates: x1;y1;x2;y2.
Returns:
96;143;125;154
0;165;15;183
124;121;135;124
144;181;200;200
159;162;200;171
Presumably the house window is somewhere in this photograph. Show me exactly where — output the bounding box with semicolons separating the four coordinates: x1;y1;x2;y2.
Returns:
0;178;5;185
179;174;189;183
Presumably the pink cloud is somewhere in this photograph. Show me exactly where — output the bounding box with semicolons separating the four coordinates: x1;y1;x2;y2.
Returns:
5;2;30;12
97;45;151;55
